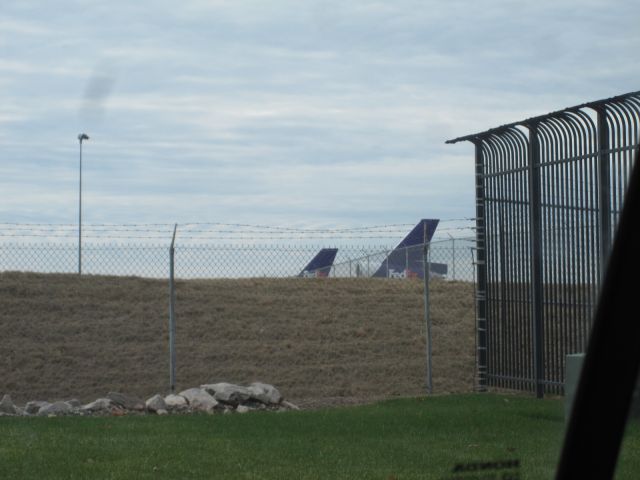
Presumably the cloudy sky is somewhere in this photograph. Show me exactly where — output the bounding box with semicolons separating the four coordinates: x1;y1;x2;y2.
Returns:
1;0;639;237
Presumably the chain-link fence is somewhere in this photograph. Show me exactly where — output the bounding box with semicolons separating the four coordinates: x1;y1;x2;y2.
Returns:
0;235;478;407
0;239;475;280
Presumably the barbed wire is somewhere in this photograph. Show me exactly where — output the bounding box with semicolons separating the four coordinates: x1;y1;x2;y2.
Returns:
0;220;477;241
0;219;476;230
0;227;476;240
0;222;420;231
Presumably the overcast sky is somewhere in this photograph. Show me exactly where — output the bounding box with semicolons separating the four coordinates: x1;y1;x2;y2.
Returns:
1;0;639;236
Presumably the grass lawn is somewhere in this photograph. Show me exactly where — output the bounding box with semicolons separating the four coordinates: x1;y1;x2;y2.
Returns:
1;394;639;479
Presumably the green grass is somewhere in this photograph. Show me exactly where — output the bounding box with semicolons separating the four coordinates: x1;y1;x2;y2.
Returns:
0;394;639;479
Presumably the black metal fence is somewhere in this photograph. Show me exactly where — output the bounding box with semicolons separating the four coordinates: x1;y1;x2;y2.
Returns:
447;91;640;397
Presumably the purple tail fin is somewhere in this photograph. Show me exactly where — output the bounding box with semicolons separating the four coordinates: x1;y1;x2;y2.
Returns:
299;248;338;278
373;219;446;279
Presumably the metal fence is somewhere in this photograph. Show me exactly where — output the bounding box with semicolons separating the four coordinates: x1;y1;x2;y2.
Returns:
447;91;640;397
0;235;478;397
0;238;476;281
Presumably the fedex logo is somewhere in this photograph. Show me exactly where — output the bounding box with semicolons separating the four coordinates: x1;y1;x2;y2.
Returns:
388;268;420;279
388;268;407;279
302;270;329;278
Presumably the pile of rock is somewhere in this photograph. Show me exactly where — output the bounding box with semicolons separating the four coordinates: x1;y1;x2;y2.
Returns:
0;382;300;417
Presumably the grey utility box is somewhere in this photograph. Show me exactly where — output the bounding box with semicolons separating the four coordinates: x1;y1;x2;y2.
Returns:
565;353;640;422
565;354;585;421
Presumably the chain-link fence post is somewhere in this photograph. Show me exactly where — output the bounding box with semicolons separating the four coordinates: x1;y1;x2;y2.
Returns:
449;234;456;280
169;223;177;392
422;228;433;394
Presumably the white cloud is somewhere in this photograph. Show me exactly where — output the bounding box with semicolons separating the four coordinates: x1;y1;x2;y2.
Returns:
0;59;90;77
1;0;639;231
0;17;51;36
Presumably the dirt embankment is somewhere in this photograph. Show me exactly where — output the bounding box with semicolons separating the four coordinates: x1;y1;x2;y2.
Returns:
0;272;476;407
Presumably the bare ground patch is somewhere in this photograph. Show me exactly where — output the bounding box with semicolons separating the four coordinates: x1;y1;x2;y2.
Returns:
0;272;475;407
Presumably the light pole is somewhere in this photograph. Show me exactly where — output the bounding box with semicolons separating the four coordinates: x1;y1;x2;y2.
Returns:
78;133;89;274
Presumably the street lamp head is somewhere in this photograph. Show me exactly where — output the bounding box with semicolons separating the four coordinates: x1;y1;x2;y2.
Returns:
78;133;89;142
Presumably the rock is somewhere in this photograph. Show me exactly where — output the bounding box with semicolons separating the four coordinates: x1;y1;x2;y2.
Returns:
243;399;267;410
38;401;73;416
164;394;188;408
281;400;300;411
179;388;218;413
107;392;146;411
178;388;204;404
0;383;287;418
146;394;167;413
81;398;113;413
0;395;18;415
201;383;251;405
24;401;51;415
247;382;282;405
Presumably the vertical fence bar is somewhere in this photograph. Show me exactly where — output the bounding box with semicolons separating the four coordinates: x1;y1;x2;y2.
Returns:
78;140;83;275
499;218;509;385
563;119;574;380
597;108;612;282
586;122;598;351
422;231;433;394
473;141;488;391
169;223;178;393
450;235;456;280
470;246;480;389
527;122;545;398
489;143;502;389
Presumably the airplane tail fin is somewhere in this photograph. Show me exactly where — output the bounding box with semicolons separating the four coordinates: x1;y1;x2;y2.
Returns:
299;248;338;278
373;219;441;278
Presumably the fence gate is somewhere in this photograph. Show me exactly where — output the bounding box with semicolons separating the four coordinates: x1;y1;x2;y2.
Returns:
447;92;640;397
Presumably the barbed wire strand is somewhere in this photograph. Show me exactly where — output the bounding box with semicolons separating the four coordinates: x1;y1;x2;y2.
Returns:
0;219;477;233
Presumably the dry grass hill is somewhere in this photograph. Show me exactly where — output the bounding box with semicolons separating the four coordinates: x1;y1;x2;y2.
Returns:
0;272;476;407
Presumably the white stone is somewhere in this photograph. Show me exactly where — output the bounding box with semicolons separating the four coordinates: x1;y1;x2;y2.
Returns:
38;401;73;416
247;382;282;405
164;394;187;408
24;401;50;415
201;383;251;405
179;388;218;413
0;394;18;415
107;392;145;411
145;394;167;413
81;398;113;412
236;405;250;414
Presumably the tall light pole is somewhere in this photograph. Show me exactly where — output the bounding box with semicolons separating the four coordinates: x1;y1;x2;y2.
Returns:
78;133;89;274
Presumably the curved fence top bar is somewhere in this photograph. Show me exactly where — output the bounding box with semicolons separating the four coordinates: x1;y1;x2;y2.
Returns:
446;90;640;145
